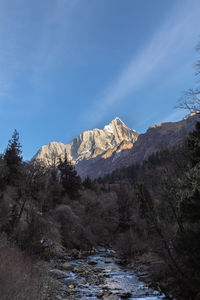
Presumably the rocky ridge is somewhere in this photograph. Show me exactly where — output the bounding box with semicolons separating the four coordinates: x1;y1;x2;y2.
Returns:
34;117;139;166
75;112;200;178
34;112;200;179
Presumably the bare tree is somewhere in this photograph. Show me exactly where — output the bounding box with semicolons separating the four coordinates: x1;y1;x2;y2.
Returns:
177;43;200;112
178;89;200;112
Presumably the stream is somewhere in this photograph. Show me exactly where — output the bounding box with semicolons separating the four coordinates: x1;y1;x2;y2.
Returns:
55;250;168;300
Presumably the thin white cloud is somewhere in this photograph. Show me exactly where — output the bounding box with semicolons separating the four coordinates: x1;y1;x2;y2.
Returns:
31;0;79;86
162;110;186;123
0;0;80;104
83;0;200;127
0;1;39;103
0;1;19;102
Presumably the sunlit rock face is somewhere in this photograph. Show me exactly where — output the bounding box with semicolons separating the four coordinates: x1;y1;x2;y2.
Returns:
33;117;139;166
75;112;200;179
34;112;200;179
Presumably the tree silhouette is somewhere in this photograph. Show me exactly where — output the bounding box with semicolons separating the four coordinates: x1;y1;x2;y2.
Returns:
58;151;81;199
176;122;200;276
4;129;23;185
178;43;200;112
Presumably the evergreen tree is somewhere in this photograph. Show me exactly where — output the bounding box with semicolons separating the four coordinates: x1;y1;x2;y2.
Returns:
4;130;23;185
187;121;200;167
58;151;81;199
82;176;93;189
175;122;200;294
178;122;200;230
0;154;8;190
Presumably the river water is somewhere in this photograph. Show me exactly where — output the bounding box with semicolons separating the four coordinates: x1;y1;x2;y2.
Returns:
58;250;168;300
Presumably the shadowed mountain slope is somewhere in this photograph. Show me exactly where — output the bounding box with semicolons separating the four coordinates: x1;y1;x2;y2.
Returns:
75;112;200;179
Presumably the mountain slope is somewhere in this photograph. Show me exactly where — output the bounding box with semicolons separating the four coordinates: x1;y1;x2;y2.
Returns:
34;117;139;166
75;112;200;179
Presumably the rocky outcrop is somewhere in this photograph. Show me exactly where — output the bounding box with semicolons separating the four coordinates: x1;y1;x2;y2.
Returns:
34;112;200;179
34;117;139;166
76;112;200;179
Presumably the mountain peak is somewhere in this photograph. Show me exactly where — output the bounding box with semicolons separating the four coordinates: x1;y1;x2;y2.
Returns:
114;116;122;121
34;117;139;166
111;117;125;124
103;117;126;134
104;117;128;133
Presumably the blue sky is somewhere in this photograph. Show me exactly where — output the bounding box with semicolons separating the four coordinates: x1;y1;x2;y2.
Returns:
0;0;200;160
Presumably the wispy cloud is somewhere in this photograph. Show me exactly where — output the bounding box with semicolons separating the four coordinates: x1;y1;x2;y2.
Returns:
83;0;200;127
163;109;186;123
31;0;79;86
0;0;80;104
0;2;20;102
0;1;39;104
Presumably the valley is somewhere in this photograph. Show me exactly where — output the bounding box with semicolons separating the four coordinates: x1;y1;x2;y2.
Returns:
52;249;167;300
35;112;200;179
0;112;200;300
1;2;200;300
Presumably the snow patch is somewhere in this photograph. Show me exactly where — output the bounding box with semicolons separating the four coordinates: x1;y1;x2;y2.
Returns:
104;124;113;134
184;110;200;120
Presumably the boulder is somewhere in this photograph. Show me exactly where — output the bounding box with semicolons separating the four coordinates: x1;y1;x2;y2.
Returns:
88;260;98;265
68;284;75;289
103;293;118;300
49;269;67;279
73;265;89;273
106;249;116;257
60;262;74;271
120;292;132;299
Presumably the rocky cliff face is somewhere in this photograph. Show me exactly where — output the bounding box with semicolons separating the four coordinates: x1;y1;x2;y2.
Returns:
34;117;139;166
34;112;200;179
75;112;200;179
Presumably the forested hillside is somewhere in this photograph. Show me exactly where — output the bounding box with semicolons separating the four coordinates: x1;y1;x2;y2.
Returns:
0;46;200;299
99;122;200;299
0;130;120;299
0;118;200;299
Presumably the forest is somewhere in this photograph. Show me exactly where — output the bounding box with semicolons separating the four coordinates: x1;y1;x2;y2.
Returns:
0;117;200;299
0;46;200;300
1;2;200;299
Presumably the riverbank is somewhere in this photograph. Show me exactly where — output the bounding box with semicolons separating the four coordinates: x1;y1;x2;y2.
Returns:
48;248;169;300
124;253;177;300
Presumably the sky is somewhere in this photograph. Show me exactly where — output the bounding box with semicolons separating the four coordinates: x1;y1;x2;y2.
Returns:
0;0;200;160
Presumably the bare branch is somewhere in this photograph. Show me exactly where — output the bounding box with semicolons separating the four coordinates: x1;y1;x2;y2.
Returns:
177;42;200;112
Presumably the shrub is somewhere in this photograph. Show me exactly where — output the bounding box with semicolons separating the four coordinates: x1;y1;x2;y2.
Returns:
0;234;51;300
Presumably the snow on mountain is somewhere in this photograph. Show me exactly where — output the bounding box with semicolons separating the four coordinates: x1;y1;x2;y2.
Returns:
34;118;139;167
104;124;113;134
75;112;200;179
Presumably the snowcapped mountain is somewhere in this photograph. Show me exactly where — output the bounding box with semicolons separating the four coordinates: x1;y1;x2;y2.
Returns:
34;117;139;166
34;112;200;179
75;112;200;179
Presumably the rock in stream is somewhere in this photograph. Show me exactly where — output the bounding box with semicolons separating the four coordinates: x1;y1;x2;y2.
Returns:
53;250;168;300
